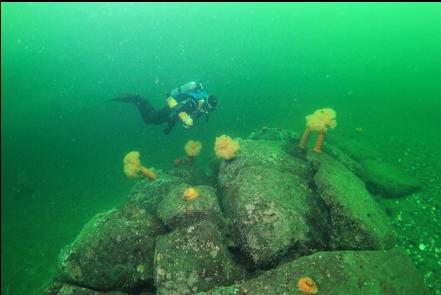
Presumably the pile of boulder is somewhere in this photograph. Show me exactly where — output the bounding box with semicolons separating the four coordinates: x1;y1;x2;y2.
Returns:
42;128;426;295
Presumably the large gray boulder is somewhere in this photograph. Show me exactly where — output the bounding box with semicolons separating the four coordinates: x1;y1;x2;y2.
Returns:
312;154;395;250
198;248;429;295
127;172;183;215
219;140;322;267
249;127;365;179
325;135;422;198
361;159;422;198
41;282;130;295
58;203;164;292
323;143;365;178
154;220;246;295
157;183;224;230
218;140;312;185
248;127;299;143
329;135;380;161
169;159;209;186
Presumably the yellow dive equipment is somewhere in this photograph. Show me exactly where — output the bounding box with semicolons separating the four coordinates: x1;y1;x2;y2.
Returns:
178;112;193;126
167;97;193;127
167;97;178;108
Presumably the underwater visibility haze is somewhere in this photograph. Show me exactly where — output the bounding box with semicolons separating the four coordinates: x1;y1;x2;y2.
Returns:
2;2;441;295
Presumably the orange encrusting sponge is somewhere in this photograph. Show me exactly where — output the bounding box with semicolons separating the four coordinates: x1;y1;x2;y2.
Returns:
183;187;199;201
298;276;318;294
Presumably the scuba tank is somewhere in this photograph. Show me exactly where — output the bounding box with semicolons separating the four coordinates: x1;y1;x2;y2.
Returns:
169;81;202;98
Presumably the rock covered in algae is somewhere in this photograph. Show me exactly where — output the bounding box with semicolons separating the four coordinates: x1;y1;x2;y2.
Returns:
169;160;209;186
58;202;164;292
41;282;131;295
157;183;225;230
219;139;323;267
322;142;365;178
312;153;396;250
127;172;183;215
197;248;429;295
249;127;365;178
361;159;422;198
327;135;421;198
329;135;381;161
46;128;428;295
219;139;312;185
154;220;246;295
248;127;299;143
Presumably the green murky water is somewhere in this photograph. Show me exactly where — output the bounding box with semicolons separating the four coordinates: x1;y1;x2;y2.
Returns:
2;3;441;294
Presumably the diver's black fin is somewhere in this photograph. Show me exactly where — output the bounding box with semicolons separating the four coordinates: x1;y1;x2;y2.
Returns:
109;94;141;103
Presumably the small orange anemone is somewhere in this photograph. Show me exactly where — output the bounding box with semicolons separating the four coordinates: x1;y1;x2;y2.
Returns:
185;140;202;158
297;276;318;294
214;135;240;160
183;187;199;201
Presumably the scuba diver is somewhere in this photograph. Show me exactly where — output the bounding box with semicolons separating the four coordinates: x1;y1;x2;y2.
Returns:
110;81;217;134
